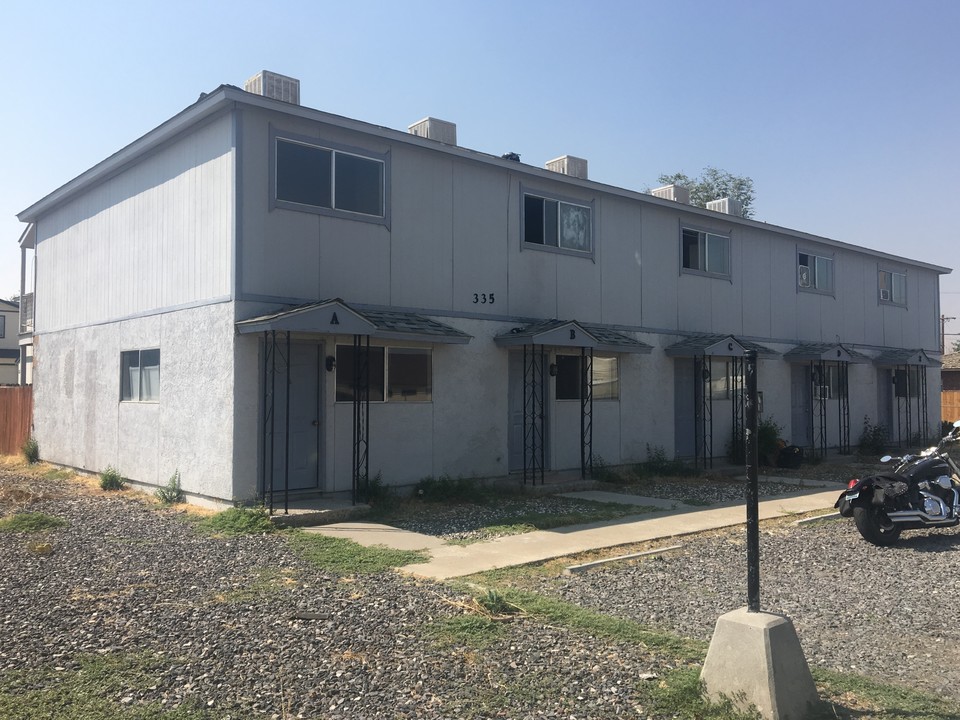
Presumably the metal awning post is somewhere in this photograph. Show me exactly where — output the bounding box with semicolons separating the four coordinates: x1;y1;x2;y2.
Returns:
580;346;593;479
283;331;291;515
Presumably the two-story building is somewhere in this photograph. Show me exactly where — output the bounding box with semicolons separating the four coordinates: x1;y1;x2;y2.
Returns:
16;72;950;506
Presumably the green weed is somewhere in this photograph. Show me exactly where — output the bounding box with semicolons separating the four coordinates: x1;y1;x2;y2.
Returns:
0;652;208;719
415;474;487;503
155;470;184;505
428;615;507;649
287;531;427;575
0;512;67;534
194;506;275;536
21;436;39;464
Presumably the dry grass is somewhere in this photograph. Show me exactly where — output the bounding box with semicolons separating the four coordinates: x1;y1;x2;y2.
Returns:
0;456;218;518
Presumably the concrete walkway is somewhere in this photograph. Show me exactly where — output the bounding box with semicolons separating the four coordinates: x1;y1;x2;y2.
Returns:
304;483;843;581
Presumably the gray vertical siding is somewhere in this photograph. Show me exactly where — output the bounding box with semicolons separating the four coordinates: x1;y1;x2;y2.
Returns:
35;114;234;332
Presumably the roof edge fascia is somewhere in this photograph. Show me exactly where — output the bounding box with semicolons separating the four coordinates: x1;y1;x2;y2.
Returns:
16;84;952;276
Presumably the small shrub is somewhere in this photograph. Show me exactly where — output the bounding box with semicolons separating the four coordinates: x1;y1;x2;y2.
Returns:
858;416;888;456
364;471;392;502
634;444;697;479
21;436;39;464
591;455;622;483
196;506;276;536
416;474;485;503
155;470;185;505
99;466;125;491
757;417;783;465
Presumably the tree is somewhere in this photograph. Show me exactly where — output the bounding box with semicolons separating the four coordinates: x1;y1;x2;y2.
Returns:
951;339;960;353
656;167;756;219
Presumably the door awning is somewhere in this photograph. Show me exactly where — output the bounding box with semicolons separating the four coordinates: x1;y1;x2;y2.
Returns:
236;299;472;344
872;348;940;367
664;334;777;358
494;319;653;354
783;343;870;364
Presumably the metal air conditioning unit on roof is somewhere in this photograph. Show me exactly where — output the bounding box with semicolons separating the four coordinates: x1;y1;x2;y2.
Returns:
408;117;457;145
244;71;300;105
651;184;690;204
545;155;588;180
707;197;744;217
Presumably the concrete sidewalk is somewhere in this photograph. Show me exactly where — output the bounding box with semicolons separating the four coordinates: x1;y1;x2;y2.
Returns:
305;482;843;580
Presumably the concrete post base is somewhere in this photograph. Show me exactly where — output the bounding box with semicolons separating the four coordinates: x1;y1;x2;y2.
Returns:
701;607;821;720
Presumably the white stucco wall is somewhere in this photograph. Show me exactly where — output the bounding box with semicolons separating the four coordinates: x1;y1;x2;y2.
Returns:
33;302;238;502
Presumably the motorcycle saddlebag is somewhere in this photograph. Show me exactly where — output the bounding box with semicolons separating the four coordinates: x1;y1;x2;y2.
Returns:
776;445;804;469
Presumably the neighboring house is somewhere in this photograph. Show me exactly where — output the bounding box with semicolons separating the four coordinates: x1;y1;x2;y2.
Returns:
942;353;960;423
16;71;952;507
0;299;20;385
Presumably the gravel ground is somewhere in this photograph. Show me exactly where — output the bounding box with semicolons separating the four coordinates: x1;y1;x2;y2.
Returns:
386;475;829;541
0;471;683;719
4;464;958;718
535;517;960;703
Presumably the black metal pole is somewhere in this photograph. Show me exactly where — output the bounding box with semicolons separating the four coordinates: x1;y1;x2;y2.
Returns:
284;332;291;515
745;349;760;612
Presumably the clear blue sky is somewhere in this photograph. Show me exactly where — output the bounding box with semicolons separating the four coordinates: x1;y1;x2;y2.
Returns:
3;0;959;344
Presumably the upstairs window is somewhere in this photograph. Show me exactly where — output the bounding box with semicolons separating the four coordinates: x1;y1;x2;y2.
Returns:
0;315;4;338
879;269;906;306
798;252;834;293
682;228;729;277
275;137;385;218
523;194;593;254
120;349;160;402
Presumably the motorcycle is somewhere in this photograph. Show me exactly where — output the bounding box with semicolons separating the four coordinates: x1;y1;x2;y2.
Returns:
836;419;960;546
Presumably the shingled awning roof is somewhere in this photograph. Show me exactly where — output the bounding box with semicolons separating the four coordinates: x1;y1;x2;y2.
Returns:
663;334;777;358
872;348;940;367
494;319;653;354
942;353;960;370
236;299;471;344
783;343;871;363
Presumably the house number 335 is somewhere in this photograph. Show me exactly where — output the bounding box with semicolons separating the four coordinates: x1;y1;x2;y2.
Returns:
473;292;495;304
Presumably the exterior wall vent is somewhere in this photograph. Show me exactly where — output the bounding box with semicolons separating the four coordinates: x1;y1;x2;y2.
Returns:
244;71;300;105
545;155;588;180
408;117;457;145
706;197;744;217
651;184;691;204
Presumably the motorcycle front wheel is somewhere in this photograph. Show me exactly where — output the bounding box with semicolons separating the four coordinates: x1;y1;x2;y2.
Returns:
852;505;902;546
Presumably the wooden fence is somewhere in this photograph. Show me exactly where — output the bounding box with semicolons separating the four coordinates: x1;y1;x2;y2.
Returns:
0;386;32;455
944;391;960;424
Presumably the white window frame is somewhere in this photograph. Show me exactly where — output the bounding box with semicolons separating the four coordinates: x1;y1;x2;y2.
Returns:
797;250;834;294
271;128;390;227
878;268;907;306
681;227;730;278
0;314;4;339
521;187;595;258
120;348;160;403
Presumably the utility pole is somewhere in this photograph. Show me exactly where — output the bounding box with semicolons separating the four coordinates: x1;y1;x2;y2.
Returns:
943;315;957;354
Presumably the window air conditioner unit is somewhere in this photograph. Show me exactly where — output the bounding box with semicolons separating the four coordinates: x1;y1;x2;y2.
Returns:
798;265;811;288
813;384;831;401
880;289;891;301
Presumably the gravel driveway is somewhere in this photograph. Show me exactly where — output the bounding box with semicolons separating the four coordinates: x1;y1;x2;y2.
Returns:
536;517;960;702
3;467;960;717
